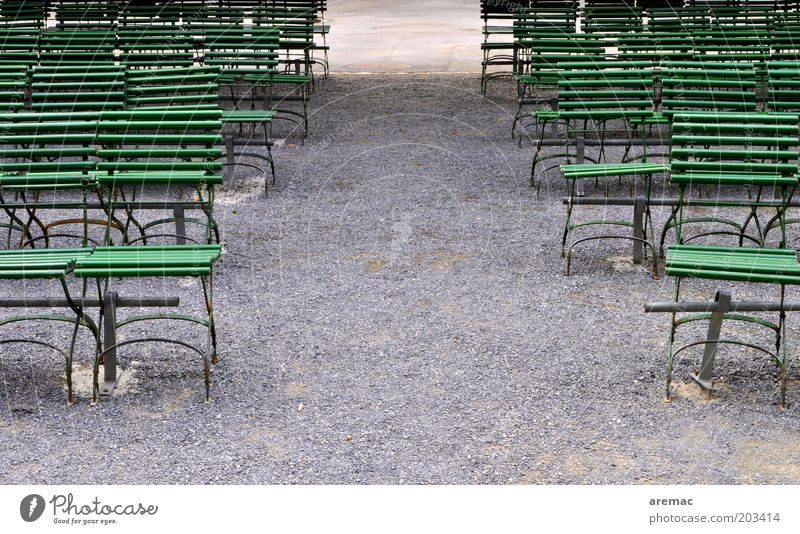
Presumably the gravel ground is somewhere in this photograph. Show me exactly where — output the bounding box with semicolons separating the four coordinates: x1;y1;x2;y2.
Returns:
2;73;800;484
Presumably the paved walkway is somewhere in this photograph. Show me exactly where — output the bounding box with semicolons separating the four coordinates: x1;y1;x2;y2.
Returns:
326;0;483;73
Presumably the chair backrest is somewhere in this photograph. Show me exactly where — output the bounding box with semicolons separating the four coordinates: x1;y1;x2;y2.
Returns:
0;27;39;70
0;0;46;31
253;3;316;70
0;64;29;112
0;111;98;187
119;26;196;70
692;30;771;63
126;66;221;110
254;3;315;45
669;110;800;185
186;4;247;30
517;34;606;85
660;60;758;118
513;2;578;39
53;1;118;32
709;5;775;32
96;109;223;184
202;26;280;80
0;63;28;111
644;5;712;34
772;8;800;42
119;1;183;28
39;29;117;65
582;2;644;35
40;0;117;65
481;0;529;33
555;59;655;121
770;27;800;62
616;32;695;65
117;1;195;69
30;64;126;112
767;60;800;113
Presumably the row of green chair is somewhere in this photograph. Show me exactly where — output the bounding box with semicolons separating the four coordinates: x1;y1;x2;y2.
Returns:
0;109;222;248
513;30;800;129
524;58;764;183
485;0;800;93
1;106;226;403
555;105;800;405
0;2;318;138
0;63;277;189
0;2;274;406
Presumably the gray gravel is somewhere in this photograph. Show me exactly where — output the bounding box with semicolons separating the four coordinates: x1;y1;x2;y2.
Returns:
2;73;800;484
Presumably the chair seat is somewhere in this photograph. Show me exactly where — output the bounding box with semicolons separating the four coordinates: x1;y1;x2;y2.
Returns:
629;112;670;124
257;73;312;85
561;162;669;179
533;110;559;120
221;110;276;123
74;245;222;278
553;109;656;120
0;247;92;279
666;245;800;284
96;171;223;186
670;172;798;187
0;172;96;189
482;42;515;50
515;74;558;85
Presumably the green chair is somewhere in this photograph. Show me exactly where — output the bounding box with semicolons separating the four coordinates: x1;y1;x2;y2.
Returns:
552;60;667;275
0;111;103;248
661;245;800;406
663;110;799;254
512;34;606;139
253;4;316;138
530;59;657;183
484;1;578;96
91;108;226;402
0;247;99;405
95;109;223;246
481;0;523;94
202;22;281;184
126;65;277;192
74;244;222;403
655;109;800;407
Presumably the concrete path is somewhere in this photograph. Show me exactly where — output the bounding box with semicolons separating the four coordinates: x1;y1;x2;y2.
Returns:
326;0;483;73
